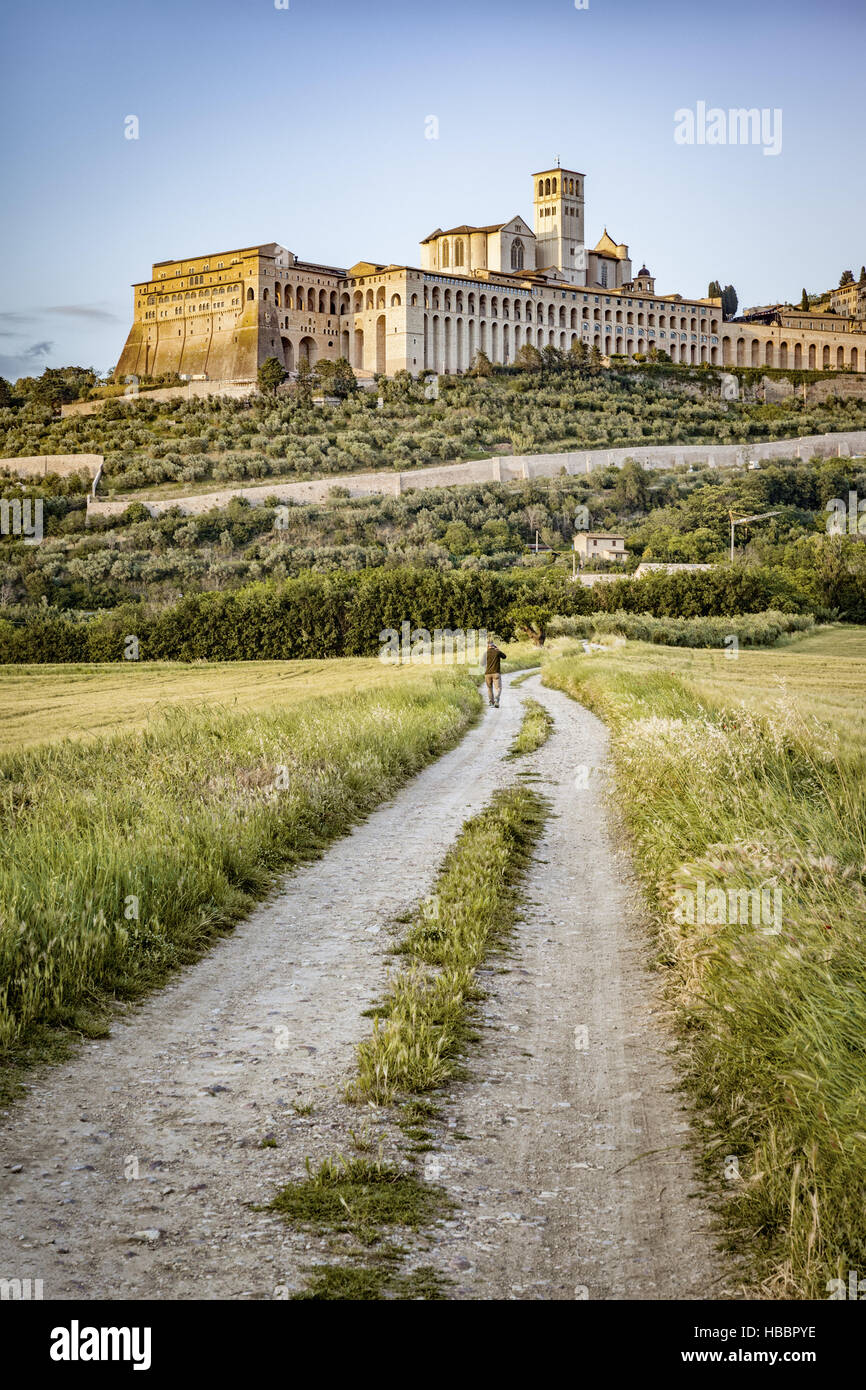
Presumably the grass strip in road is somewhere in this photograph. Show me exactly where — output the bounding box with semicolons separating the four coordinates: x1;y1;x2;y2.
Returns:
543;647;866;1299
509;667;542;689
0;671;480;1099
506;696;554;759
271;782;548;1298
353;784;548;1103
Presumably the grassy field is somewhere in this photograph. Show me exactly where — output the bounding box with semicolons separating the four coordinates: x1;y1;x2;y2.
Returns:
0;667;481;1095
544;623;866;741
0;658;433;751
543;624;866;1298
0;647;539;751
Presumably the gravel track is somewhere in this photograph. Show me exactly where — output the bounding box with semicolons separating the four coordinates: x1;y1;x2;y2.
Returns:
0;671;726;1300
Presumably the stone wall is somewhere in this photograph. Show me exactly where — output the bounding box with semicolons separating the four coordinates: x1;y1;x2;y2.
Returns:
84;429;866;521
761;373;866;405
0;453;103;479
60;381;258;418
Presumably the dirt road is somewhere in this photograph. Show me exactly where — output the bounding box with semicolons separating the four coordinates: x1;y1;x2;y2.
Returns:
421;675;726;1299
0;672;725;1299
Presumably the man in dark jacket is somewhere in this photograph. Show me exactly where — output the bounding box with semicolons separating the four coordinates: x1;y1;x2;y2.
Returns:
484;638;506;707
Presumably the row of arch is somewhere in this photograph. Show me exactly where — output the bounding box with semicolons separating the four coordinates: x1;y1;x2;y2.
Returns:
537;176;579;197
421;315;719;371
257;284;406;314
279;322;390;377
277;320;388;376
247;280;742;346
422;288;715;333
278;335;318;371
276;325;863;380
268;297;866;379
721;337;860;371
272;283;337;314
351;288;402;312
256;283;340;314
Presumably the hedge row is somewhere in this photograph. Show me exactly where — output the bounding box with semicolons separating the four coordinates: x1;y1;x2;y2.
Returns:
0;565;815;663
547;609;816;649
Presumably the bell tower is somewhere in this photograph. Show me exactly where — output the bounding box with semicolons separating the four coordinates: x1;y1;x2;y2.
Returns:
533;164;586;285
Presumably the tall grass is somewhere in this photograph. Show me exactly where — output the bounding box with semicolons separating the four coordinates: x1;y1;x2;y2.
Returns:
0;673;480;1080
544;652;866;1298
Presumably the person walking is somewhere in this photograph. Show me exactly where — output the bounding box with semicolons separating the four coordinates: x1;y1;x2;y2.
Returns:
484;637;506;708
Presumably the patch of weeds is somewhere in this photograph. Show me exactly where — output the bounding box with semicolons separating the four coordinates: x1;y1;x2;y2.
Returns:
401;1099;440;1125
291;1261;453;1301
0;1024;77;1105
269;1155;452;1241
506;698;554;760
509;668;542;689
394;1266;453;1299
360;1002;390;1020
71;1008;112;1040
291;1099;314;1116
348;1125;373;1152
291;1265;391;1300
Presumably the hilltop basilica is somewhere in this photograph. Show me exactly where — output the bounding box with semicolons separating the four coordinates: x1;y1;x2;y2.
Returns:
116;163;866;383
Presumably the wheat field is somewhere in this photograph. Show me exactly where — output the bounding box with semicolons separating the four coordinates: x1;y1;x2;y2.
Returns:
0;658;438;751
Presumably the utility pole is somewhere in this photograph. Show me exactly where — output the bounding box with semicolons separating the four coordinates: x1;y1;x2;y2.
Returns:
728;509;781;562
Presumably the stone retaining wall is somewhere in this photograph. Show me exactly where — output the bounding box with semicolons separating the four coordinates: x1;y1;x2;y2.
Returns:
60;381;257;418
85;430;866;521
0;453;103;480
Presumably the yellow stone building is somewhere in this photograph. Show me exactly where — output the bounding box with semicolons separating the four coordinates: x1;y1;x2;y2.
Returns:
115;164;866;381
829;276;866;323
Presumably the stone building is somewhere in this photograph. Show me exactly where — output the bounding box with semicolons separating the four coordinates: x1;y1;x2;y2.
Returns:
115;163;866;382
573;532;627;565
115;243;346;381
830;277;866;320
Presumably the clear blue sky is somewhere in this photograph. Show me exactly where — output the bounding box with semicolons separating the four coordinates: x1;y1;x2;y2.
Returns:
1;0;863;379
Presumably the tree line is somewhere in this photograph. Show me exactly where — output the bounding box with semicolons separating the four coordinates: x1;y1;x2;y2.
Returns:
0;563;817;664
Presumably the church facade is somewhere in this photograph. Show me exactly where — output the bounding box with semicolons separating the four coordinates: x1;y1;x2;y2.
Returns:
115;164;866;382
